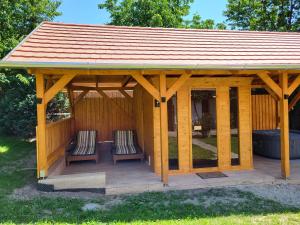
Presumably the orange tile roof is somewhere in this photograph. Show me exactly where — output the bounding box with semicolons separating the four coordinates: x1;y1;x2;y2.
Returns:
1;21;300;69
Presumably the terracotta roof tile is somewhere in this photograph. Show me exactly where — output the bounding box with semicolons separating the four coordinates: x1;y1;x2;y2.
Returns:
2;21;300;69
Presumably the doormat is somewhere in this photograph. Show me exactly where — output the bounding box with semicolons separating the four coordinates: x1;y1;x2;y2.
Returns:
196;172;228;179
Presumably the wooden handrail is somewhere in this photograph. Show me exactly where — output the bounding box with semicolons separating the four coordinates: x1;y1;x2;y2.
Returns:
46;116;74;128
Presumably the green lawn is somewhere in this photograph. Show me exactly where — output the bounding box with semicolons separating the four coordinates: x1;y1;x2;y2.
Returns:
0;135;300;224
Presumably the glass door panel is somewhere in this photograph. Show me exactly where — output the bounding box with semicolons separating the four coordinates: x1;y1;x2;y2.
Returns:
230;87;240;165
168;94;178;170
191;89;218;168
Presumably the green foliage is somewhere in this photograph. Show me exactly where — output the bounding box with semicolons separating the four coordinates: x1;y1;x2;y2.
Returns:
224;0;300;31
99;0;226;29
0;0;62;138
185;13;227;29
99;0;194;27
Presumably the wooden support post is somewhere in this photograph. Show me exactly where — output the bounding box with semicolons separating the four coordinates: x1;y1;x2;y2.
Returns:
280;72;290;178
159;73;169;185
67;87;76;135
36;73;47;178
216;87;231;170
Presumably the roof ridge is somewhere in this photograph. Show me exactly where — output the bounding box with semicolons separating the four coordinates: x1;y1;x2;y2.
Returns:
46;21;300;35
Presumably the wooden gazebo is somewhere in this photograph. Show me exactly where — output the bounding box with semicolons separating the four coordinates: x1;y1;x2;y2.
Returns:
1;22;300;186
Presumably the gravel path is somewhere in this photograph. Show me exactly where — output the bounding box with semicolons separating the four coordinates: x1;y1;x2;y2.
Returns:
236;184;300;207
10;183;300;208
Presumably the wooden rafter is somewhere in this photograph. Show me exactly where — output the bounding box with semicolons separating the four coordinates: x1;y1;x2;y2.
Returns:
121;76;132;87
166;72;192;100
74;90;89;105
288;74;300;95
131;72;160;100
289;91;300;111
257;72;282;99
44;74;76;104
119;89;132;102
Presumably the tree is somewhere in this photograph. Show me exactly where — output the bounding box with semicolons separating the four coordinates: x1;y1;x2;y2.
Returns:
185;13;226;29
0;0;62;137
99;0;194;27
99;0;226;29
224;0;300;31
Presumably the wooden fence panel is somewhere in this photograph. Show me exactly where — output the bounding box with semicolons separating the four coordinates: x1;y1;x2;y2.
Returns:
252;94;277;130
45;117;74;168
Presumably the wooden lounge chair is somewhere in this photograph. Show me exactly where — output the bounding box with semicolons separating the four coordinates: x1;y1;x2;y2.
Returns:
66;130;99;165
112;130;144;164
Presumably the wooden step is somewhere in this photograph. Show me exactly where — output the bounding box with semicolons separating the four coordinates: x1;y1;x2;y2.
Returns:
39;172;106;192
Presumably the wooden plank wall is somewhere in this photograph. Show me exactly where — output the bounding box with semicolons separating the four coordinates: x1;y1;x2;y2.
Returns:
252;94;277;130
142;87;155;170
133;85;155;170
45;117;74;168
74;91;134;141
133;85;145;151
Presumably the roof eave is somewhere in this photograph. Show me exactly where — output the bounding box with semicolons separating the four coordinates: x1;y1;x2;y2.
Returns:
0;61;300;71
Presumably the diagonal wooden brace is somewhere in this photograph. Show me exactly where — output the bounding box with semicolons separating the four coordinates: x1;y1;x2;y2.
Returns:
44;74;76;105
257;72;282;99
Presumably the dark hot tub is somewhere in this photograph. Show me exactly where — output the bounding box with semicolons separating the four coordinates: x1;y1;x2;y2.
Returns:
253;130;300;159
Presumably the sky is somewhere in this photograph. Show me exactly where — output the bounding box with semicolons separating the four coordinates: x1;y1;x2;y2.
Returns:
55;0;228;25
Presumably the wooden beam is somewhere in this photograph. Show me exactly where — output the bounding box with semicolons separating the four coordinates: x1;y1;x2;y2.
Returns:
280;72;290;178
131;72;160;100
28;68;300;77
67;87;74;115
121;76;132;87
119;89;133;101
36;73;47;178
166;72;192;100
159;73;169;185
74;90;89;105
288;74;300;95
289;91;300;111
71;86;134;91
257;72;282;99
44;74;76;104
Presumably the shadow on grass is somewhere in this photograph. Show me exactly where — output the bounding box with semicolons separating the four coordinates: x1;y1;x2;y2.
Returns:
0;135;36;195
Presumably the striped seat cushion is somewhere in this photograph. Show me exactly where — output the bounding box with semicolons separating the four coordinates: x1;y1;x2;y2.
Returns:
72;130;96;156
115;130;137;155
